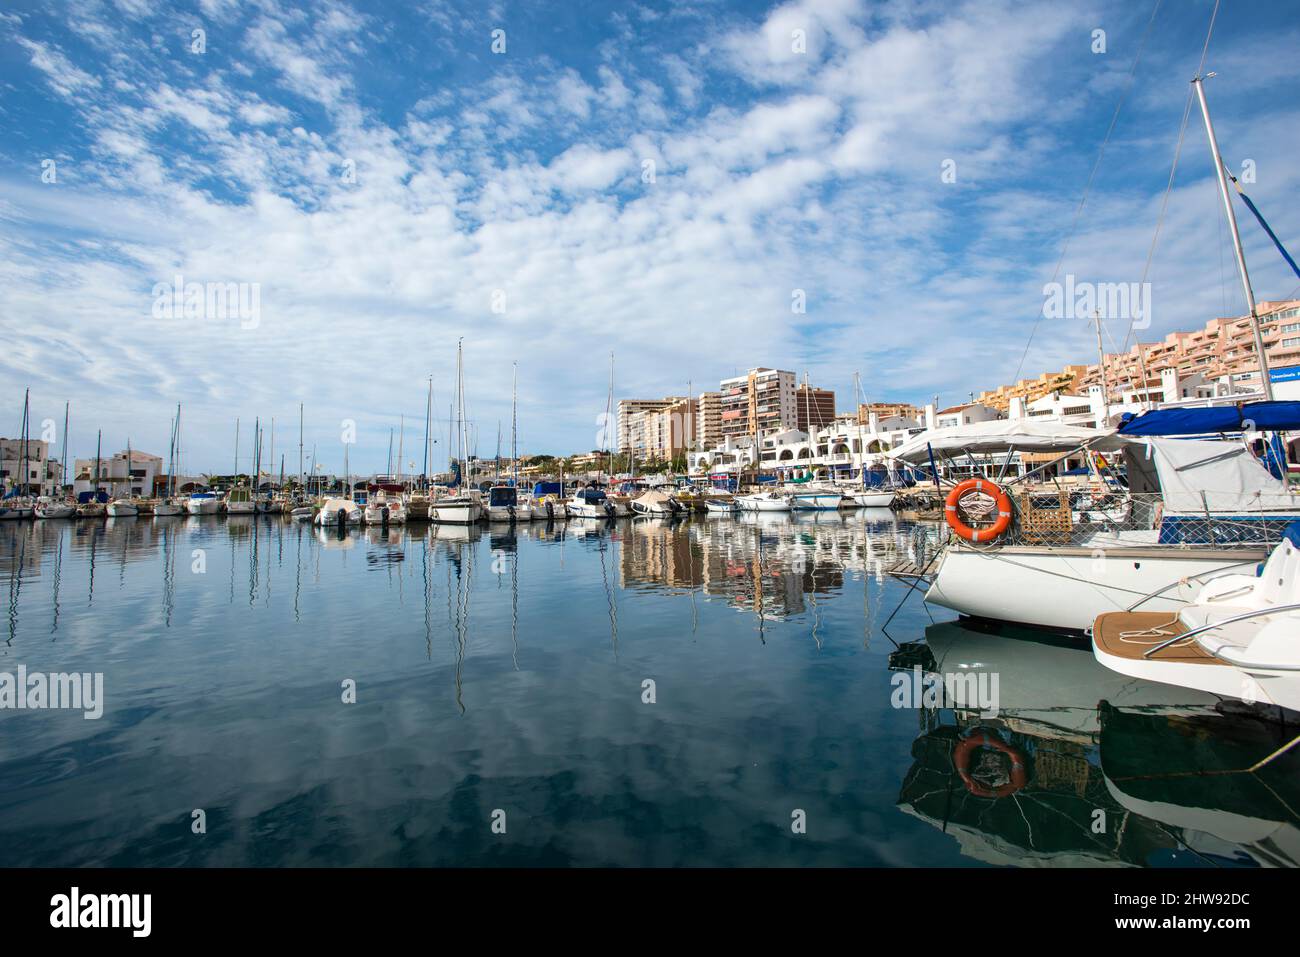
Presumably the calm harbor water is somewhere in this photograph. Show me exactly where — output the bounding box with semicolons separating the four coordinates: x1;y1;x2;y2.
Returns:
1;513;1296;867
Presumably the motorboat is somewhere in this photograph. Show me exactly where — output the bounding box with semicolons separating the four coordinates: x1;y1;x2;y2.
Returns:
34;497;76;519
485;485;530;523
787;484;846;510
364;488;407;525
848;489;896;508
629;488;684;516
530;494;566;521
315;496;362;526
290;500;317;522
185;490;222;515
105;498;139;517
705;498;737;514
429;490;483;524
1092;522;1300;712
735;490;792;512
567;485;617;519
224;485;256;515
152;497;185;517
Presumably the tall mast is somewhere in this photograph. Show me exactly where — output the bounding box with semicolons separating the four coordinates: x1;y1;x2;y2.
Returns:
1193;74;1273;400
298;403;304;492
60;401;69;492
606;352;614;482
1093;310;1110;419
166;413;175;499
173;403;182;496
94;429;101;496
397;414;405;485
269;418;275;490
20;389;29;495
234;418;240;481
512;361;518;489
423;376;432;489
387;428;394;478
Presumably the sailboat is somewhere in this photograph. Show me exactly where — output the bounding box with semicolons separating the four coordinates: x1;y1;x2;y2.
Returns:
35;402;75;518
106;440;139;516
431;340;483;524
154;404;185;516
225;419;255;514
290;404;316;520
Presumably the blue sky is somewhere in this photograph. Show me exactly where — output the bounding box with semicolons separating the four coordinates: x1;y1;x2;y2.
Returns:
2;0;1298;474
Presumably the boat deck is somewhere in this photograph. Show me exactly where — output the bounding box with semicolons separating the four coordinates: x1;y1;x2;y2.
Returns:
1093;611;1226;666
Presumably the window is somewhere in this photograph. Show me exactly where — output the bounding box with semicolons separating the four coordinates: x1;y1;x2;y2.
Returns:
1283;337;1300;348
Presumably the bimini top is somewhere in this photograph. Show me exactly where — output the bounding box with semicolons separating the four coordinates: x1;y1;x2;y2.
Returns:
1118;400;1300;436
888;420;1122;463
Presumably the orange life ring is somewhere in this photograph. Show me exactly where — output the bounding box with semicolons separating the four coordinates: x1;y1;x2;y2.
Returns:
944;478;1012;542
953;729;1028;800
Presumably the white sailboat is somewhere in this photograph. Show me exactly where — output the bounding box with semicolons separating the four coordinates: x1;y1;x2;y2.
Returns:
735;490;793;512
432;339;484;525
154;404;185;516
106;440;139;516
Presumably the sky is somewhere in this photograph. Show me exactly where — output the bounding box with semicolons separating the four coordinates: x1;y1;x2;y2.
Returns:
1;0;1299;475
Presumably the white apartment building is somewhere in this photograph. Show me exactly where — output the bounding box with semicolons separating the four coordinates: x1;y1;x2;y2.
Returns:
0;438;62;495
73;449;164;498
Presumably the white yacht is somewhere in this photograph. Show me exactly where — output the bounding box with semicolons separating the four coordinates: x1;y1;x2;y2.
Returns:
567;486;617;519
315;496;362;526
185;490;222;515
1092;523;1300;712
485;485;531;523
34;497;76;519
429;490;483;525
106;498;139;517
848;489;896;508
363;488;407;525
153;498;184;517
787;485;846;510
735;490;792;512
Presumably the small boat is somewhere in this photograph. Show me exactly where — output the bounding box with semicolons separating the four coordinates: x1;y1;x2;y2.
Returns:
429;491;482;524
225;485;256;515
256;494;283;514
364;489;407;525
0;498;35;520
185;491;222;515
485;485;529;523
630;488;683;516
405;492;432;521
788;485;847;510
106;498;139;517
735;490;792;512
34;497;76;519
849;489;896;508
704;498;737;514
315;496;362;526
568;486;617;519
1092;522;1300;712
290;500;317;521
153;498;185;517
530;494;566;521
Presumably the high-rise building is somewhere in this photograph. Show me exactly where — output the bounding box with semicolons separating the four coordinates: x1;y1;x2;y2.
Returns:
795;384;835;433
719;368;797;440
695;391;722;450
617;398;676;452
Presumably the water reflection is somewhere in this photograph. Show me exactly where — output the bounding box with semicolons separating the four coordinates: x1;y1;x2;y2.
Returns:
894;621;1300;867
0;516;1293;867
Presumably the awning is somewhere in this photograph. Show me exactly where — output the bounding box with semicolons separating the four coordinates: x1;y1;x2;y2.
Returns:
887;420;1122;463
1117;400;1300;435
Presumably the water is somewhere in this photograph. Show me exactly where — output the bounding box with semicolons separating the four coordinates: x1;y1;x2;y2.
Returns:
0;514;1295;867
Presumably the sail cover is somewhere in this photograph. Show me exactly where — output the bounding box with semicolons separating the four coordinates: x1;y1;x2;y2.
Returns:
1118;400;1300;435
1130;437;1296;514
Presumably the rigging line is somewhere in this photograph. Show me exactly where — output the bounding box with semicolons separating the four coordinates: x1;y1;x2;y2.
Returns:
1121;0;1221;358
1011;0;1164;386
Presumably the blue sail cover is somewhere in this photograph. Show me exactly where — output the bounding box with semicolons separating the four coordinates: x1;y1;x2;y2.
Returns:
1117;401;1300;436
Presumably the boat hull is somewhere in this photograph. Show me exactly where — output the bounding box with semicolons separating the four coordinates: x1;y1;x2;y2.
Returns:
185;498;222;515
926;544;1267;634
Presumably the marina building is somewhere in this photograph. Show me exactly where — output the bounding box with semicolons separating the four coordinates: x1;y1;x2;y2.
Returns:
72;449;163;498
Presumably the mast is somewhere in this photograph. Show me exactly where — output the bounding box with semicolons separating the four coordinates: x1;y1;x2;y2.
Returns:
269;418;275;491
606;352;614;483
234;418;240;483
60;401;69;493
1093;310;1110;419
387;428;394;478
511;361;518;489
20;389;29;496
397;414;405;485
298;403;304;493
166;413;176;499
94;429;101;497
1192;74;1273;400
173;403;182;496
423;376;432;489
854;372;866;488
